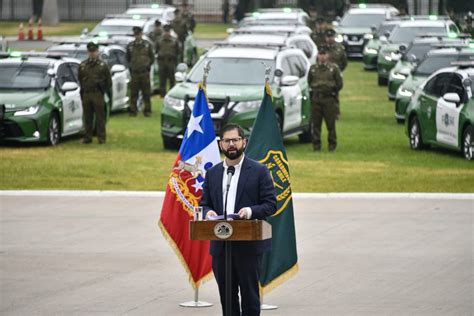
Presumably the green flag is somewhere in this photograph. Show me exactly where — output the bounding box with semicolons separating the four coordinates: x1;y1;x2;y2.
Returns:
246;83;298;294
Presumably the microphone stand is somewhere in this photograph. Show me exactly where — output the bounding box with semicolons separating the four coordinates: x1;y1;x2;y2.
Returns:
223;167;234;316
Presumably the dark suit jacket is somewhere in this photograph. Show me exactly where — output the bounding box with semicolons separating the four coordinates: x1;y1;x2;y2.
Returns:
200;156;277;256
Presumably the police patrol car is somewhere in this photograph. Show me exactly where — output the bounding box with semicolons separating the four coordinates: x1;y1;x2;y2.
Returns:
362;19;401;70
229;24;312;36
406;61;473;160
225;32;317;64
239;8;309;27
47;40;130;112
0;52;108;145
124;3;176;24
161;43;312;149
333;4;399;58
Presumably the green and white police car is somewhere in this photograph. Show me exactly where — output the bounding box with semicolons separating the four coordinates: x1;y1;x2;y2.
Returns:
387;35;469;100
406;62;474;160
377;17;460;85
0;52;110;145
47;40;130;112
124;3;176;24
395;44;474;123
239;9;309;27
161;44;312;149
362;19;401;70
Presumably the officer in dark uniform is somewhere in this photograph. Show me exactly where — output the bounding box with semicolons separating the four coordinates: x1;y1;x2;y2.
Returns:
126;26;155;117
308;46;343;152
310;17;327;49
156;24;180;97
78;42;112;144
182;2;196;32
326;28;347;72
172;9;188;62
149;19;163;46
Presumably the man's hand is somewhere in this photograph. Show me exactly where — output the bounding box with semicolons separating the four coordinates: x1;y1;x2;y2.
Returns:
237;208;251;219
205;210;217;219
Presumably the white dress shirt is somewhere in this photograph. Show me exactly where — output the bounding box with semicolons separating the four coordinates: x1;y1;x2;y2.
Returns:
222;155;252;219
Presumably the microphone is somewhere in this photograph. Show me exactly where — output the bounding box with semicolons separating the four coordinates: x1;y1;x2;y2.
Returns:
226;166;235;189
224;166;235;220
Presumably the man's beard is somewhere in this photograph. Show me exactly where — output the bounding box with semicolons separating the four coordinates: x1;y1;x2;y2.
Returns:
223;146;245;160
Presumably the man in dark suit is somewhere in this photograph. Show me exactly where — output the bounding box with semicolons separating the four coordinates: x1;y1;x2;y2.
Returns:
201;123;277;316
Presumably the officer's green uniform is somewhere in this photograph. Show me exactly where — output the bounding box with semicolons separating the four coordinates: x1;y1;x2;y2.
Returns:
126;27;155;116
149;20;163;46
78;42;112;144
308;47;343;151
311;30;327;49
182;10;196;32
326;29;347;72
156;26;180;97
172;12;188;62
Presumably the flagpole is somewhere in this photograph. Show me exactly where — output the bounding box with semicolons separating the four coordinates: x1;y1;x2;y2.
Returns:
259;62;279;311
179;60;213;309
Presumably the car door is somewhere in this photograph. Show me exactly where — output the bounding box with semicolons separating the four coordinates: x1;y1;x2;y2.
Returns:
109;49;130;111
277;52;302;133
419;73;450;142
287;35;317;64
56;62;83;136
436;74;465;148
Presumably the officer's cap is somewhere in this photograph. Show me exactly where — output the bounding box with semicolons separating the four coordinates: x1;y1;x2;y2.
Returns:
318;45;329;54
325;28;337;37
154;19;161;26
163;24;172;32
86;41;99;52
132;26;143;34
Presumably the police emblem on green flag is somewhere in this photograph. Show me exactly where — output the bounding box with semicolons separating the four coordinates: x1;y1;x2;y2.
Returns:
246;82;298;294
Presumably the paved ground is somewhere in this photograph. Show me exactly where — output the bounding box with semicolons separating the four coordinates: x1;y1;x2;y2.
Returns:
1;194;473;315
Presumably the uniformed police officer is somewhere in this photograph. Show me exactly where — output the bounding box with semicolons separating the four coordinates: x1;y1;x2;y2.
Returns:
182;2;196;33
308;46;343;152
326;28;347;72
310;18;327;49
78;42;112;144
156;24;180;97
172;9;188;62
126;26;155;117
149;19;163;46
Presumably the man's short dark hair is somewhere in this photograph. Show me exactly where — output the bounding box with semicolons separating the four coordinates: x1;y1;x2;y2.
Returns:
219;123;245;139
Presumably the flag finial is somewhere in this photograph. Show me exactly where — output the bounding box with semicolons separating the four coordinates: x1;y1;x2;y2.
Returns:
202;60;212;88
261;62;272;97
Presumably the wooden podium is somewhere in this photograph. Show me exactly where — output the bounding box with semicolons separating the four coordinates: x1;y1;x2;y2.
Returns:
190;219;272;315
190;220;272;241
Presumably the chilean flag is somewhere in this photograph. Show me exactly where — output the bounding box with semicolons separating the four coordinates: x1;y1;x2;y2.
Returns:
159;84;220;288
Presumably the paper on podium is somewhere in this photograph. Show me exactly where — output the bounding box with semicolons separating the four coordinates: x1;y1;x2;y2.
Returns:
207;214;241;221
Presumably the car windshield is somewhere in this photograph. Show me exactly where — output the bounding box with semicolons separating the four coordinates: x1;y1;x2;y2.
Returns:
389;26;446;43
402;43;432;61
340;13;386;27
0;63;51;89
414;54;474;76
188;58;274;85
47;49;88;61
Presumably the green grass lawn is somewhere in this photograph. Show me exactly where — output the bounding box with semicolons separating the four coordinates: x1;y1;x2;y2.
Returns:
1;61;473;192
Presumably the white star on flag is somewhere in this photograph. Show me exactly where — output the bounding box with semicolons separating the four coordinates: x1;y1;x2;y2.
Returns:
186;114;204;138
192;178;203;192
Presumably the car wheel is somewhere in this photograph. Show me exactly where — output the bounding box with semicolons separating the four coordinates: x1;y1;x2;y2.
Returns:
47;113;60;146
409;117;425;150
378;76;387;86
462;125;473;161
396;118;405;124
163;136;180;150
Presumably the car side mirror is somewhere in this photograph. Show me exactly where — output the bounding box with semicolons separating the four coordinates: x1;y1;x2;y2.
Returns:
409;54;418;63
226;28;234;34
384;31;391;39
110;64;126;74
47;68;55;77
332;21;339;27
175;72;185;82
274;68;283;77
281;75;299;86
442;92;460;104
61;81;79;92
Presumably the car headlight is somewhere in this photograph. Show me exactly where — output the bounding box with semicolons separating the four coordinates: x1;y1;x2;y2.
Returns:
14;104;41;116
233;100;260;113
364;33;373;40
335;34;344;43
364;47;378;55
164;95;184;111
392;72;407;80
398;87;413;97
